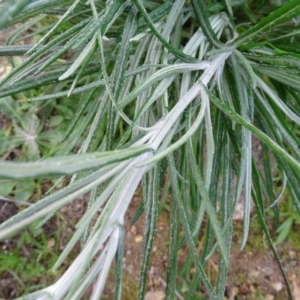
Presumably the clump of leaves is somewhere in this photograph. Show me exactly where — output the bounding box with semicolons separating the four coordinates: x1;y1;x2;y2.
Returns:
1;0;300;299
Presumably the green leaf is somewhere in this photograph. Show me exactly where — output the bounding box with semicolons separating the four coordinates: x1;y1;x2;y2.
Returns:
54;104;74;119
0;180;16;196
114;225;125;300
0;45;63;56
168;154;217;300
208;89;300;174
26;65;149;102
27;0;82;55
0;0;32;30
49;115;64;127
187;142;229;267
276;217;293;245
0;146;153;179
0;18;90;88
62;89;95;142
132;0;199;63
0;96;20;121
255;66;300;90
0;163;126;240
4;0;71;27
59;37;97;81
14;180;35;202
165;187;179;300
138;167;159;300
116;63;209;109
191;0;222;48
252;164;293;300
233;0;300;47
112;5;137;102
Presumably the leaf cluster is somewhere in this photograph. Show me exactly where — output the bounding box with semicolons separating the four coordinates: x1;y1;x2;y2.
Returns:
0;0;300;299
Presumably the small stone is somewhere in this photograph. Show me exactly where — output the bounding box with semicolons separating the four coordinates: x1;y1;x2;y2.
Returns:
135;234;143;243
145;291;166;300
153;278;160;286
265;294;275;300
130;225;137;234
47;238;55;249
289;250;296;259
271;282;283;292
190;267;196;274
249;285;255;293
0;65;12;80
126;264;133;274
249;271;259;278
289;260;297;268
290;273;300;299
227;286;238;300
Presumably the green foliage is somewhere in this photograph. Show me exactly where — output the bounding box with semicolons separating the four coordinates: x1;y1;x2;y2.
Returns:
0;0;300;299
0;226;61;295
275;195;300;245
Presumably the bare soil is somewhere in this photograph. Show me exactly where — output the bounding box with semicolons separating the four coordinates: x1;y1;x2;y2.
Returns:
119;196;300;300
1;183;300;299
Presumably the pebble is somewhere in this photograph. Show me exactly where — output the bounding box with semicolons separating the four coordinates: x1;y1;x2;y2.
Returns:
130;225;137;234
145;291;165;300
289;250;296;259
135;234;143;243
271;281;283;292
249;271;259;278
47;238;55;249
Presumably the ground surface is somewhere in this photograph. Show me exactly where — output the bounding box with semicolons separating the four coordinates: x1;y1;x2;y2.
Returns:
1;194;300;299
